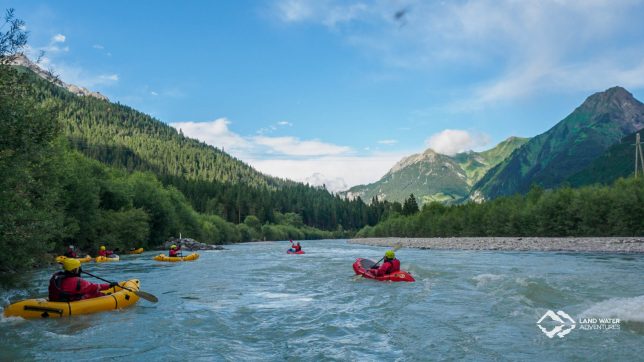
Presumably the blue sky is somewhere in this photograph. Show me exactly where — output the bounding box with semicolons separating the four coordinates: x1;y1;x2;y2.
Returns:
4;0;644;191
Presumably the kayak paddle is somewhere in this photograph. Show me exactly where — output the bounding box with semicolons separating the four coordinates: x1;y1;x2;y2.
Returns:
82;270;158;303
353;242;403;280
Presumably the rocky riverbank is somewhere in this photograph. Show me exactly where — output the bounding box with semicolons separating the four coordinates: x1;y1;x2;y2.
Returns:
349;237;644;253
161;238;226;251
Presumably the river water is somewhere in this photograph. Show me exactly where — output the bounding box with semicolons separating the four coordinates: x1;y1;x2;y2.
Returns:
1;239;643;361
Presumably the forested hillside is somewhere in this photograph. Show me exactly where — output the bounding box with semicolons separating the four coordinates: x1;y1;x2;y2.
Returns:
10;63;393;231
0;62;410;273
358;177;644;238
567;129;644;187
0;66;279;271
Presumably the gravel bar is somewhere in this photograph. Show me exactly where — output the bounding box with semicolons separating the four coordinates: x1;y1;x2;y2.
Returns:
348;237;644;253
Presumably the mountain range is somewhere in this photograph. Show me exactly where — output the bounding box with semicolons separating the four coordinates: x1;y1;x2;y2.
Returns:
345;87;643;205
343;137;528;204
472;86;644;200
9;53;643;208
6;55;382;231
3;53;109;101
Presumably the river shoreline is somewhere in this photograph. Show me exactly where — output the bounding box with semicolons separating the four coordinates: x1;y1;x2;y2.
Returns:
349;237;644;253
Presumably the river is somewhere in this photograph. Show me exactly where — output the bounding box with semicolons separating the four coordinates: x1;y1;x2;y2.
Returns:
1;239;643;360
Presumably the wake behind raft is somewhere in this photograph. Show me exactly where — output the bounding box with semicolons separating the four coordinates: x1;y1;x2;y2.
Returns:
353;258;415;282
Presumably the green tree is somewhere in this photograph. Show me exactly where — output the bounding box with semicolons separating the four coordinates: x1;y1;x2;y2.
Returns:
0;8;28;58
0;65;62;272
402;194;419;216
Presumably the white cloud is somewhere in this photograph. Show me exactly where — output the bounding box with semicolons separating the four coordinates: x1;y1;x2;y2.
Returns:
170;118;252;155
170;118;406;188
151;91;159;96
52;34;66;43
23;36;118;90
274;0;644;107
41;45;69;54
93;44;104;49
253;136;351;156
53;64;119;88
303;172;348;193
249;152;407;191
425;129;491;155
99;74;119;82
258;121;294;134
275;0;368;27
378;139;397;145
277;0;314;22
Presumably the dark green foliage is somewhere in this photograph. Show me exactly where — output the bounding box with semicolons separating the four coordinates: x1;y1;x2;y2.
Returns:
13;65;389;231
357;177;644;237
1;63;367;272
0;65;63;272
567;129;644;186
474;87;644;199
402;194;419;215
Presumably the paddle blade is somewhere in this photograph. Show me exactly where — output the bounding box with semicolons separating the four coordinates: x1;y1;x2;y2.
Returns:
134;290;158;303
359;259;376;269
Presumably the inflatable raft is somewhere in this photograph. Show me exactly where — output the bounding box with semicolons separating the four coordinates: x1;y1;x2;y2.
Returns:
153;253;199;262
55;255;92;263
127;248;144;254
3;279;141;319
287;250;305;254
353;258;415;282
95;255;120;263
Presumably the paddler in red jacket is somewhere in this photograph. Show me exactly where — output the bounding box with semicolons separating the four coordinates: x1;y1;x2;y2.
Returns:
169;244;181;257
293;242;302;252
64;245;77;258
369;250;400;277
97;245;113;257
48;258;118;302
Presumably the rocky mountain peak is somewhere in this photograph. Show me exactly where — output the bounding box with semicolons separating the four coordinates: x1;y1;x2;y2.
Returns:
579;86;643;115
2;53;109;102
389;148;443;174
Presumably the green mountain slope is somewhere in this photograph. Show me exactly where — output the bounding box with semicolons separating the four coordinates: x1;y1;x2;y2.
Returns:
8;62;383;231
453;136;529;185
566;129;644;187
346;149;471;204
343;137;527;205
472;87;644;200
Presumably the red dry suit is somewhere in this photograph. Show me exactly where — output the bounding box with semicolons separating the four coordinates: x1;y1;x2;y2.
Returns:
169;248;180;257
48;271;111;302
64;248;77;258
97;249;113;257
372;258;401;277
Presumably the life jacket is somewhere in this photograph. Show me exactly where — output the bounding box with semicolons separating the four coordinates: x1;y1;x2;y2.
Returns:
48;271;83;302
169;249;179;257
389;258;401;273
294;245;302;251
375;258;401;276
64;249;77;258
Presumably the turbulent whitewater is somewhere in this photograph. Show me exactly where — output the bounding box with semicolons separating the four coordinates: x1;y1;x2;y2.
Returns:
1;240;642;360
